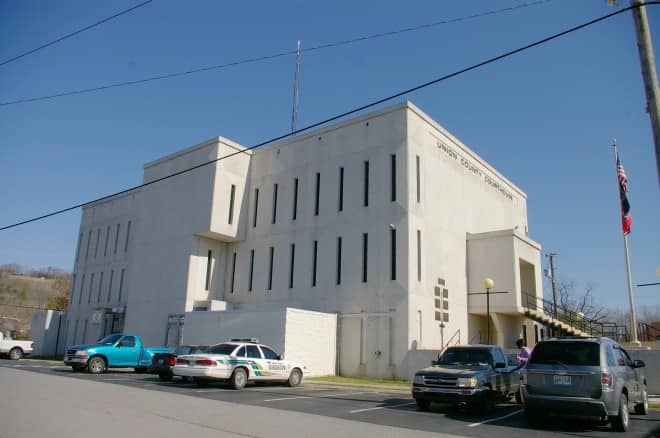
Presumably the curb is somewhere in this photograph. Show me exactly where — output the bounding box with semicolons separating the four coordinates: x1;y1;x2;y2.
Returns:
306;380;411;394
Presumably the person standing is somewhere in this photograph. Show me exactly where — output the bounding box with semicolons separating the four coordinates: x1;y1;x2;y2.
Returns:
516;338;531;367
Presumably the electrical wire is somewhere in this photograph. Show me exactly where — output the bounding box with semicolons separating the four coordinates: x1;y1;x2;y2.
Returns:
0;2;655;232
0;0;553;106
0;0;154;68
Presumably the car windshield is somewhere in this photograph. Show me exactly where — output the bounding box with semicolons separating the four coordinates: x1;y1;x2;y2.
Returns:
97;334;123;345
438;348;491;366
529;341;600;366
208;343;237;355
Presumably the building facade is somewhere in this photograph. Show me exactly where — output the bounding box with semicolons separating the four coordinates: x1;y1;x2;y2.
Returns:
61;101;544;378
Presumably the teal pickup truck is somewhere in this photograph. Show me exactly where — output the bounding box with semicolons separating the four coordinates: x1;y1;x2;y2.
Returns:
64;333;170;374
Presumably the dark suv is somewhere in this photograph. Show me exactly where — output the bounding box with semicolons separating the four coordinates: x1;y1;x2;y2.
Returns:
521;337;648;431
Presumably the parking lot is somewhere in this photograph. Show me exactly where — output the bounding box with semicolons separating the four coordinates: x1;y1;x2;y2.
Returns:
2;359;659;438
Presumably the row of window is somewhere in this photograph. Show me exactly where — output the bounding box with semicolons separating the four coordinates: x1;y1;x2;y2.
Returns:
210;228;427;294
227;154;423;227
70;268;125;309
76;221;132;265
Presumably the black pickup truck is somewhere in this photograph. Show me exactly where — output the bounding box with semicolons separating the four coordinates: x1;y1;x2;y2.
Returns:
411;345;522;413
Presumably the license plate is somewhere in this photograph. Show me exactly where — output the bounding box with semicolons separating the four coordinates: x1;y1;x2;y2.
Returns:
553;375;571;385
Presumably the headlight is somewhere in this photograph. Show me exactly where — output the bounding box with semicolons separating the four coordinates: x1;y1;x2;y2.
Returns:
413;375;424;384
74;350;88;357
457;377;478;388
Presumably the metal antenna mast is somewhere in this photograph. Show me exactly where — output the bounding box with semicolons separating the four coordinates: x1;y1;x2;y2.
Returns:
291;40;302;133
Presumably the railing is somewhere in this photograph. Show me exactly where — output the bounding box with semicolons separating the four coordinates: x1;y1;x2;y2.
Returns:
638;322;660;342
522;292;629;342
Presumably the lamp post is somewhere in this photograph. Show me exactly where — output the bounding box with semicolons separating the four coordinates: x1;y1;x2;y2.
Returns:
468;278;508;345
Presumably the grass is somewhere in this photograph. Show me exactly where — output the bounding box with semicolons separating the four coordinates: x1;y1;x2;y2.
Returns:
308;375;411;387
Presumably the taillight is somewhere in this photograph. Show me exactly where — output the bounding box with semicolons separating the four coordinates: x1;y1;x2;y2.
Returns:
167;357;176;366
176;358;189;365
601;370;613;388
195;359;217;366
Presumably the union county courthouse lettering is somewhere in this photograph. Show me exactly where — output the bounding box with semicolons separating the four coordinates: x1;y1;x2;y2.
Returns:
60;102;545;378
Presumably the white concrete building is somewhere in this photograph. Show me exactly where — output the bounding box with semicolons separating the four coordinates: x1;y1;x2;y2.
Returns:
60;101;545;378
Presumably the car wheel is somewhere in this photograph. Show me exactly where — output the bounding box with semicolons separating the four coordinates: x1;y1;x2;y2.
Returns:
159;372;173;382
416;399;431;411
87;356;107;374
634;386;649;415
611;393;629;432
194;378;210;387
287;369;303;387
8;347;23;360
231;368;248;390
525;408;543;427
476;386;494;414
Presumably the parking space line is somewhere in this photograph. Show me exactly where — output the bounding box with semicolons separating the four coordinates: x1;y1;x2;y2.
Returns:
350;401;417;413
467;409;523;427
263;391;374;402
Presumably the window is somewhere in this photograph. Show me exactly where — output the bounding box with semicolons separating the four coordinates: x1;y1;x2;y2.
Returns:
416;155;421;203
118;269;125;302
522;325;527;346
530;342;600;366
312;240;318;287
85;230;91;260
98;272;104;303
124;221;131;252
82;320;88;344
70;274;76;306
267;246;274;290
209;343;236;355
119;336;136;348
493;348;506;365
417;230;422;282
338;167;344;212
114;224;120;255
205;250;212;291
261;346;279;360
606;346;617;366
228;185;236;224
88;273;94;304
75;233;82;262
292;178;299;220
78;274;85;304
73;320;79;345
390;228;396;280
248;249;254;292
272;184;278;224
230;252;237;293
246;345;261;358
362;233;368;283
390;154;397;202
94;228;100;258
363;161;369;206
107;270;114;303
253;188;259;227
234;346;246;357
314;172;320;216
336;237;342;285
104;226;110;257
289;244;295;288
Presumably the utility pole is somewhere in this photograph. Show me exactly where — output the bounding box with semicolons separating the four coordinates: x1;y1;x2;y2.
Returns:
547;253;558;319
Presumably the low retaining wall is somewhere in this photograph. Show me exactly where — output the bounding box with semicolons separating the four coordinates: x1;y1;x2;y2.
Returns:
629;349;660;394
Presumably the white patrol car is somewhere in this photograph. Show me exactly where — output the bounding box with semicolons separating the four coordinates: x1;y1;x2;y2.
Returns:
172;338;309;389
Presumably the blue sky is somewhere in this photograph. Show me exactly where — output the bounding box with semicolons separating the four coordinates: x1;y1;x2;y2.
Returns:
0;0;658;312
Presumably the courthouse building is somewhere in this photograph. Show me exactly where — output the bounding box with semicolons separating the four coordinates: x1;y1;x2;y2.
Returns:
59;101;545;378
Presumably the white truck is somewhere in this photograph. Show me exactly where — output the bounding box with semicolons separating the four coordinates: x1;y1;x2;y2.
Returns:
0;332;35;360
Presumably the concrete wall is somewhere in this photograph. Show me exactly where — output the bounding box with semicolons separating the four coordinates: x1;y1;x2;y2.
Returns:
29;310;66;356
629;349;660;394
284;308;337;376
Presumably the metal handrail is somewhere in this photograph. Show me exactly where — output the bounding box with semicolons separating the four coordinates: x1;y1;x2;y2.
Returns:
638;322;660;341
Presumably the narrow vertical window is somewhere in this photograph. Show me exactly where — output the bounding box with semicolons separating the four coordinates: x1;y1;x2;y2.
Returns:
292;178;299;220
338;167;344;212
416;155;421;203
73;320;79;345
88;273;94;304
85;231;91;260
114;224;120;255
98;271;104;303
336;237;342;285
94;228;100;258
248;250;255;292
417;230;422;282
124;221;131;253
390;228;397;280
253;189;259;227
70;274;76;306
103;226;110;257
82;320;88;344
390;154;397;202
228;184;236;224
312;240;318;287
205;250;212;291
118;268;125;302
79;274;85;304
271;184;278;224
362;233;368;283
363;161;369;207
267;246;274;290
107;270;114;303
314;172;320;216
289;244;295;288
75;233;82;262
230;252;237;293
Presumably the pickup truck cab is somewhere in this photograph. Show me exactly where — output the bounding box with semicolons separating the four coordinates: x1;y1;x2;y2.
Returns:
412;345;522;413
0;332;35;360
64;333;170;374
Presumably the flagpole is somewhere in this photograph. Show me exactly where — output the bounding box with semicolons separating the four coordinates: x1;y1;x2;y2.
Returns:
613;140;640;346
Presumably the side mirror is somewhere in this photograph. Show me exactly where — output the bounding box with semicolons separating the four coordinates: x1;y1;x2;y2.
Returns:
494;362;507;369
632;359;645;368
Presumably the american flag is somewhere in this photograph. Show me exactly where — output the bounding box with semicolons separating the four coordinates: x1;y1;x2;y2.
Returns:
616;153;632;235
617;155;628;192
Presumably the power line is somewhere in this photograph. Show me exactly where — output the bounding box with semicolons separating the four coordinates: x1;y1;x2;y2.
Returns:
0;3;654;232
0;0;154;68
0;0;552;107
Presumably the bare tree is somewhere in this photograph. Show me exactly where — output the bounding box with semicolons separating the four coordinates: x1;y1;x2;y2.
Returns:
552;279;607;322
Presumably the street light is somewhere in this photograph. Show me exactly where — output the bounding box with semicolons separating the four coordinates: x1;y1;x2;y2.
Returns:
484;278;494;344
